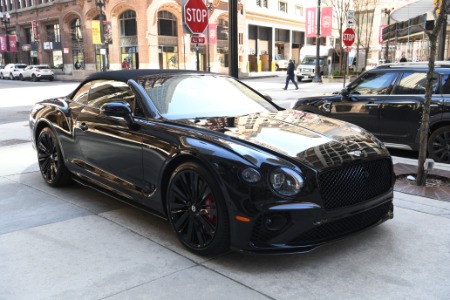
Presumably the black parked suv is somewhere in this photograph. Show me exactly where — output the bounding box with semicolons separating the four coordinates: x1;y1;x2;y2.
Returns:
291;62;450;163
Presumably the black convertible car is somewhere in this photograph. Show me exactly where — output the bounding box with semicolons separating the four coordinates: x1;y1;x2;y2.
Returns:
30;70;394;255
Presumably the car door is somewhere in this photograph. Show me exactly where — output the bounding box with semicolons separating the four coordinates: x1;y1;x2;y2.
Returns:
379;71;442;148
73;80;145;199
328;70;398;137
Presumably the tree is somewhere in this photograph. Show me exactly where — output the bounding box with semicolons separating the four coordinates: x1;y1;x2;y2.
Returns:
416;0;447;186
353;0;378;70
324;0;351;74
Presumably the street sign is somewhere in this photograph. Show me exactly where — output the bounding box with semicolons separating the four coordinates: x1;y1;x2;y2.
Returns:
346;10;355;28
343;27;355;47
184;0;209;34
191;35;206;44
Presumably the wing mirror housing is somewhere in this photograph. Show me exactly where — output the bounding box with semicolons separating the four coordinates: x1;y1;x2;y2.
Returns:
101;102;135;129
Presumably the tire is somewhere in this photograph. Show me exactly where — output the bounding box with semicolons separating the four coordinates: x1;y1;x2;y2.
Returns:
19;74;24;81
166;162;230;256
0;73;4;79
427;126;450;163
36;127;72;186
10;73;14;80
49;76;54;82
31;74;37;82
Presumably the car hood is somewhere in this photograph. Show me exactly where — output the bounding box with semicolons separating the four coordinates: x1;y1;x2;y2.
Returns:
175;110;389;170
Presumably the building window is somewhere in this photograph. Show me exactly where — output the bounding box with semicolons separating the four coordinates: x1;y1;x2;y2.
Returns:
158;11;177;36
46;24;60;42
256;0;268;8
295;5;303;17
120;10;138;70
279;1;287;13
120;10;137;37
71;19;83;42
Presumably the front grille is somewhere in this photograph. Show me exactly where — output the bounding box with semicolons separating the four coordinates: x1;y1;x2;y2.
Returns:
290;201;392;246
318;158;393;210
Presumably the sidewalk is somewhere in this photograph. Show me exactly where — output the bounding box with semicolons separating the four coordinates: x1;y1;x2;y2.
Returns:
1;120;450;299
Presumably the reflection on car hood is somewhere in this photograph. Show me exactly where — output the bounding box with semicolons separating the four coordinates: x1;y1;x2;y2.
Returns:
176;110;389;170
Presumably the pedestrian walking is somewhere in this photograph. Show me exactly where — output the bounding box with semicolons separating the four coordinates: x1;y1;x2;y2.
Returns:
284;59;298;90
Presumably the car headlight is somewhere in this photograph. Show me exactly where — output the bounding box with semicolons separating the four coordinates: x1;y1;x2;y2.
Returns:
269;167;304;197
241;167;261;183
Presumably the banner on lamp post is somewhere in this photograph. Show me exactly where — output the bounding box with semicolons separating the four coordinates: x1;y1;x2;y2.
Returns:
0;34;6;52
306;7;316;38
92;20;102;45
321;7;333;37
102;21;112;44
9;36;17;52
209;24;217;44
379;25;387;44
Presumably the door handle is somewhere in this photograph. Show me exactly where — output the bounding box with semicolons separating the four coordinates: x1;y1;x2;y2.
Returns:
79;122;88;131
366;103;379;108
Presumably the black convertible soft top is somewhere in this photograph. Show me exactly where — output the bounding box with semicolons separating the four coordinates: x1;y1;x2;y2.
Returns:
69;69;204;98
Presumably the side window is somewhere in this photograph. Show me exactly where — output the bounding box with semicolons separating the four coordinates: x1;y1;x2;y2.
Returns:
441;74;450;94
349;71;397;95
72;81;93;104
87;80;135;110
395;72;427;95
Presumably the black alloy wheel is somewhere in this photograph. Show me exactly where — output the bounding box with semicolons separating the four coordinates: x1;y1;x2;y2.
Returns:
427;126;450;163
167;162;229;256
37;127;71;186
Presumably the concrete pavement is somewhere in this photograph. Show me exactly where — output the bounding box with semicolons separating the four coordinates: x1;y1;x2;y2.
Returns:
1;82;450;299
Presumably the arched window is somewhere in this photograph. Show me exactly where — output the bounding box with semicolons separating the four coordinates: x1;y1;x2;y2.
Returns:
71;18;84;70
120;10;137;37
71;18;83;41
120;10;138;70
158;11;177;36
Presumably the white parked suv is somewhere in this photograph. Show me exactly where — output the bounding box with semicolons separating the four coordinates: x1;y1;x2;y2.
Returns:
20;64;54;82
0;63;27;80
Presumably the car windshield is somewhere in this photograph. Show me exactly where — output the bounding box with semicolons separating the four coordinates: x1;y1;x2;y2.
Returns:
37;66;49;69
138;75;279;119
301;57;325;65
16;65;27;69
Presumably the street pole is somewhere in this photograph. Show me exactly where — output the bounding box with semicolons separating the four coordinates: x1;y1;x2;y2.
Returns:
229;0;239;78
313;0;322;83
196;44;200;71
383;8;393;63
95;0;106;72
0;12;10;65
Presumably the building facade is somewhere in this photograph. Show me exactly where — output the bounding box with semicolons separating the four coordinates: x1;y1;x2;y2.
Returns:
0;0;346;77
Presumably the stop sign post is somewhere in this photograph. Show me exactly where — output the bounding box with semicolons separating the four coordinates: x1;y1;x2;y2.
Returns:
184;0;209;34
343;27;355;47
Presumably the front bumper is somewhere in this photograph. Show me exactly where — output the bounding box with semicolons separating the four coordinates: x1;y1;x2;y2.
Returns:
230;192;394;254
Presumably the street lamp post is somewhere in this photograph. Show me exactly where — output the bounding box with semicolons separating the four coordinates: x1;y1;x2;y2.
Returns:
95;0;106;72
383;8;394;63
0;12;11;65
312;0;322;83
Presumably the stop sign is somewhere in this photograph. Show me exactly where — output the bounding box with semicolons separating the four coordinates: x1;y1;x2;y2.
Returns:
184;0;209;34
343;27;355;47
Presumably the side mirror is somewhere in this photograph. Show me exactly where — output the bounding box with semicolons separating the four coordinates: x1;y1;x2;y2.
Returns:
340;88;349;97
101;102;134;128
